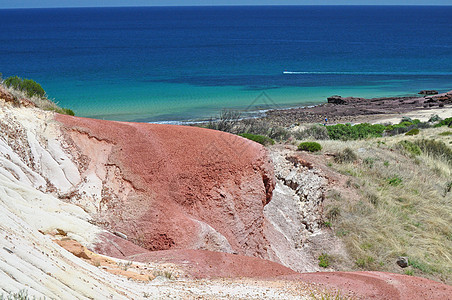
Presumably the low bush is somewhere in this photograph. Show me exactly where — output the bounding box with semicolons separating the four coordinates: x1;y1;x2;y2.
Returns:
4;76;46;98
298;141;322;152
439;131;452;136
238;118;270;135
415;139;452;165
398;140;422;156
48;107;75;116
293;125;329;140
356;256;375;268
363;157;375;168
401;116;413;123
2;75;75;116
405;128;420;136
428;114;441;123
326;120;431;140
268;126;291;141
318;253;330;268
434;117;452;128
326;123;386;140
238;133;275;146
334;148;358;163
326;206;341;220
387;175;402;186
207;109;241;133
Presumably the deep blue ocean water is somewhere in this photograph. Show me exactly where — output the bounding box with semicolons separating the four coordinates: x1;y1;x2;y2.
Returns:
0;6;451;122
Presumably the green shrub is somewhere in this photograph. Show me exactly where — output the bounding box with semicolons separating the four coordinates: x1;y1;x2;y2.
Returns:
434;117;452;128
408;258;434;274
298;141;322;152
4;76;46;98
318;253;330;268
429;114;441;123
44;106;75;116
387;176;402;186
326;123;386;140
334;148;358;163
439;131;452;136
404;269;414;276
363;157;375;168
405;128;420;136
323;221;332;228
238;133;275;146
398;140;422;156
415;139;452;166
401;116;413;123
355;256;375;268
62;108;75;116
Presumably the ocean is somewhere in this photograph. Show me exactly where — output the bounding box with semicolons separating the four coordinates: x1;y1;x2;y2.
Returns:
0;6;451;123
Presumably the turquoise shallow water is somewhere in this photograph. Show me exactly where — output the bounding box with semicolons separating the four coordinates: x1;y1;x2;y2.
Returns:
0;6;451;122
44;79;452;123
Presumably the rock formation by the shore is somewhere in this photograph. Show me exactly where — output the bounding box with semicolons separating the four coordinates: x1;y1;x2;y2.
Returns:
419;90;438;95
268;90;452;125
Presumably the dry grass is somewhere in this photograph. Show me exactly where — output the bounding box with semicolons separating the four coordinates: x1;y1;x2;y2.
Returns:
315;127;452;283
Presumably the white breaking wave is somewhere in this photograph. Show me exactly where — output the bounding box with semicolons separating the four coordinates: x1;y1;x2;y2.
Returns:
283;71;452;75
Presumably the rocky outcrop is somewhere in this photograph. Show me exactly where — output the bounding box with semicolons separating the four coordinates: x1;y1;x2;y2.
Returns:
0;86;36;107
327;95;363;105
419;90;438;95
269;90;452;125
263;146;349;273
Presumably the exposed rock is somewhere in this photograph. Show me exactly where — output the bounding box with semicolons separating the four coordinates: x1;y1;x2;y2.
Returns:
267;90;452;126
0;86;15;104
0;86;36;108
55;239;91;259
419;90;438;95
263;146;335;273
397;257;409;268
56;114;276;259
327;95;346;104
327;96;364;105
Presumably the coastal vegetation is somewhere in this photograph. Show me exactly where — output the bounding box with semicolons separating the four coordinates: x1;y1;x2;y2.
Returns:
4;75;46;98
298;141;322;152
1;74;74;116
238;133;275;146
434;117;452;128
205;109;447;143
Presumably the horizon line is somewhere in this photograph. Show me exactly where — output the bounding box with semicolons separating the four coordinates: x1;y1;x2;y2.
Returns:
1;4;451;10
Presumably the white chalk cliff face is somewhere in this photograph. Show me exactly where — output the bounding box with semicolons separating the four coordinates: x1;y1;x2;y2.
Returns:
0;103;150;298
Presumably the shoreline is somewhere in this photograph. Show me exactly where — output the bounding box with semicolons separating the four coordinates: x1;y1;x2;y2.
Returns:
156;89;452;127
263;90;452;126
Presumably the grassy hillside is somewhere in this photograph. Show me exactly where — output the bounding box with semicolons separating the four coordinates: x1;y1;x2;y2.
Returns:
308;126;452;283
